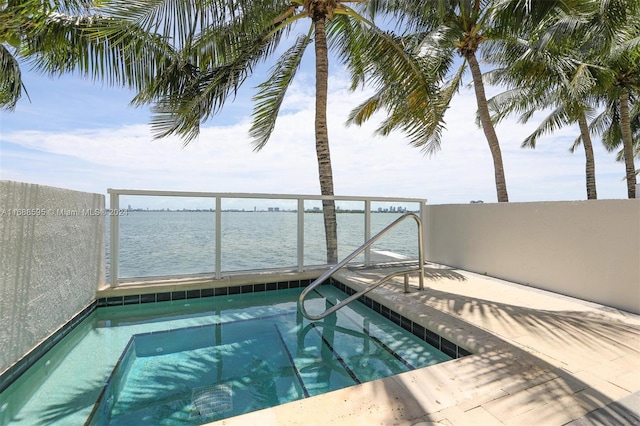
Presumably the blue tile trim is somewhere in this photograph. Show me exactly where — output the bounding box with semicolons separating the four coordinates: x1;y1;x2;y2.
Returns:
123;295;140;305
186;289;201;299
140;293;156;304
309;323;361;384
273;323;310;398
96;279;473;360
328;280;472;359
95;279;316;309
156;292;171;302
201;288;214;298
0;301;97;394
171;291;186;300
214;287;228;296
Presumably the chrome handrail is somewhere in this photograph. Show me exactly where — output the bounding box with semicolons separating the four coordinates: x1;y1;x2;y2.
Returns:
298;212;424;321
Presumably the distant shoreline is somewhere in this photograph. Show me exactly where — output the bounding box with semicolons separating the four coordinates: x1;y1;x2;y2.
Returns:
124;209;415;214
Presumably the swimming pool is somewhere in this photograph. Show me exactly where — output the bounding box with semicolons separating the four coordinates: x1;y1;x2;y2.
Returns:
1;283;462;425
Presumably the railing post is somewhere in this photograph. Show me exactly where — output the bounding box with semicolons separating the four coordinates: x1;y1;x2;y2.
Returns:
419;202;426;290
215;196;222;279
297;198;304;272
364;200;371;266
109;190;119;288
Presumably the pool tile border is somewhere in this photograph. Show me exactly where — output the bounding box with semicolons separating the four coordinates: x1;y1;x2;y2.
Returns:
1;276;470;399
96;279;312;307
96;278;471;359
1;280;310;397
331;280;471;359
0;301;97;395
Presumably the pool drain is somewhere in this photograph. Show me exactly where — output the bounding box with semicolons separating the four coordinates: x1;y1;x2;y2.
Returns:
190;384;233;420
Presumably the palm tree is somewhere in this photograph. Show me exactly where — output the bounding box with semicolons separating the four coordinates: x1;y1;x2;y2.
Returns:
594;25;639;199
483;35;610;200
598;97;640;167
591;92;639;198
486;0;638;199
0;0;96;110
349;0;598;203
26;0;434;264
0;1;24;109
487;88;602;200
551;0;640;199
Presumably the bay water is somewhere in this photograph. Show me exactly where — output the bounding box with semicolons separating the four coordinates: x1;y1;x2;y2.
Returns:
106;211;419;281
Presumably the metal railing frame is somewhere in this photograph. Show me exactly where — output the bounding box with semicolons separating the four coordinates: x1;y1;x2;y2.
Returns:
107;189;427;287
297;212;425;321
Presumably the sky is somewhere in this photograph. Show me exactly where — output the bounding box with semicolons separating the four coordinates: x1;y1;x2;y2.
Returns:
0;46;632;210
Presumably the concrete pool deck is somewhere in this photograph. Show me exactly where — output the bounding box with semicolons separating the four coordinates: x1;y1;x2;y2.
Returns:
210;262;640;426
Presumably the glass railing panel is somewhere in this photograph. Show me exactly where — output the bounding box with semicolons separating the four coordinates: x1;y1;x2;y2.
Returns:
220;198;297;272
303;200;329;266
105;190;428;285
112;196;216;280
369;202;422;261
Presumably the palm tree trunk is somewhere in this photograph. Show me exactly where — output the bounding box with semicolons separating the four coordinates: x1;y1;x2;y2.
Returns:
619;88;637;199
466;52;509;202
314;16;338;264
577;113;597;199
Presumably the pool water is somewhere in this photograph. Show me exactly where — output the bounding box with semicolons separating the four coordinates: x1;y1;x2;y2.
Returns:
3;285;452;425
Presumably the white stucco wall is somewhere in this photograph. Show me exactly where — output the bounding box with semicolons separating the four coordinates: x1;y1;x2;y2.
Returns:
424;200;640;314
0;181;105;374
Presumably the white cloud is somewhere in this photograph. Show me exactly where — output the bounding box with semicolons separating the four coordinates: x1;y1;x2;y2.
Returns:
0;70;630;207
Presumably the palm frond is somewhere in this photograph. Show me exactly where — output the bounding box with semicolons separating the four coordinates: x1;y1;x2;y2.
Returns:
485;86;532;125
521;106;571;149
147;21;288;142
329;8;448;150
0;0;99;109
329;10;439;99
250;32;311;151
569;133;584;153
0;44;24;110
404;60;464;155
588;108;614;141
363;1;440;33
345;93;382;126
97;0;294;48
491;0;595;39
26;13;174;93
601;121;623;152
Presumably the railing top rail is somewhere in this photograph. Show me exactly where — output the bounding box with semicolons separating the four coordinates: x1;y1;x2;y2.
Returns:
107;188;427;204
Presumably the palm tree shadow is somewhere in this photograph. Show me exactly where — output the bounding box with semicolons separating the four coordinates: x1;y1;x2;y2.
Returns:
423;266;467;282
417;285;640;355
336;262;639;424
10;379;107;426
347;262;467;283
406;287;640;423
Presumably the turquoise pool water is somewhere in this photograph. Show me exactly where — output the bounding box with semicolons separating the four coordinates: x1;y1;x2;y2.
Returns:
2;285;452;425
